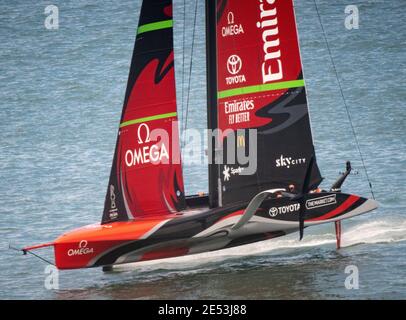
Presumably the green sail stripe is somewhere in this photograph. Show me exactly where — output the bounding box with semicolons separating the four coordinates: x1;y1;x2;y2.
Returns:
137;20;173;34
218;80;305;99
120;112;177;128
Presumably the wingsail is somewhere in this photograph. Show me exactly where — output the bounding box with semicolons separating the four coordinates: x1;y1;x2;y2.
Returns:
213;0;322;206
102;0;186;224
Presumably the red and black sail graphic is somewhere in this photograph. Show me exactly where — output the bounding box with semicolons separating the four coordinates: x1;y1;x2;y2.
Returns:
102;0;186;224
214;0;322;206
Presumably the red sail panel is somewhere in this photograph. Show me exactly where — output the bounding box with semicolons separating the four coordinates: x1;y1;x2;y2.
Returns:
217;0;303;129
216;0;322;206
102;0;186;224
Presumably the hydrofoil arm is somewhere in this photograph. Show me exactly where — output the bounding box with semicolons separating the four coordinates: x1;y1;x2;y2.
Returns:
231;189;285;230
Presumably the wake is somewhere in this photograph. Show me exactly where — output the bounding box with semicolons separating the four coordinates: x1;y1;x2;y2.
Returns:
341;218;406;246
114;217;406;272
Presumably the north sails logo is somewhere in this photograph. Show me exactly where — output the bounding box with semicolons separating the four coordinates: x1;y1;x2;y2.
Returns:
67;240;94;257
276;155;306;169
269;203;300;217
306;194;337;210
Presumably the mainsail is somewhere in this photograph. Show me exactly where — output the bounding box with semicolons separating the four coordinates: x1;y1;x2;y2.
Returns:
213;0;322;206
102;0;186;224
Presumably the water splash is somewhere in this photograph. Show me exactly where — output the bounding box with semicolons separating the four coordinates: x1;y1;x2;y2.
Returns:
114;217;406;272
342;218;406;247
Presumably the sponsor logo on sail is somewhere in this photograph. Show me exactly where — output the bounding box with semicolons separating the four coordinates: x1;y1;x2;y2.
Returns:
257;0;283;83
67;240;94;257
222;11;245;37
125;123;169;167
306;194;337;210
225;99;254;114
227;55;243;75
225;99;254;125
223;165;245;182
276;155;306;169
109;184;118;220
226;55;246;85
269;203;300;217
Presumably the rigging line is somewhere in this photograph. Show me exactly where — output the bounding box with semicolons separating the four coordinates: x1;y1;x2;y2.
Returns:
8;244;55;266
313;0;375;200
182;0;199;149
25;250;56;266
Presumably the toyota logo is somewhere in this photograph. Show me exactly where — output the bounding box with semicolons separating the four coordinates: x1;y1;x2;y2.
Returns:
227;55;242;75
269;207;278;217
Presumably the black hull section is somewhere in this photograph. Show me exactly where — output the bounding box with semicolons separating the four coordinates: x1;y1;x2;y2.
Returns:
91;192;377;268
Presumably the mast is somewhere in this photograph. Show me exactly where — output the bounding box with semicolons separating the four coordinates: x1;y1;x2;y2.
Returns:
206;0;219;208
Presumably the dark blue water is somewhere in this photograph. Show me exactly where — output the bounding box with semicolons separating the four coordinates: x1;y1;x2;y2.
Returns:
0;0;405;299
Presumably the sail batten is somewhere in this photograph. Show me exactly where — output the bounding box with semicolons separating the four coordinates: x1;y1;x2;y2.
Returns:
218;79;305;99
137;19;173;34
120;112;178;128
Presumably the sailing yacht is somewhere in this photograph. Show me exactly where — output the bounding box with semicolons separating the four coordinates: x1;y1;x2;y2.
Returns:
22;0;377;270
